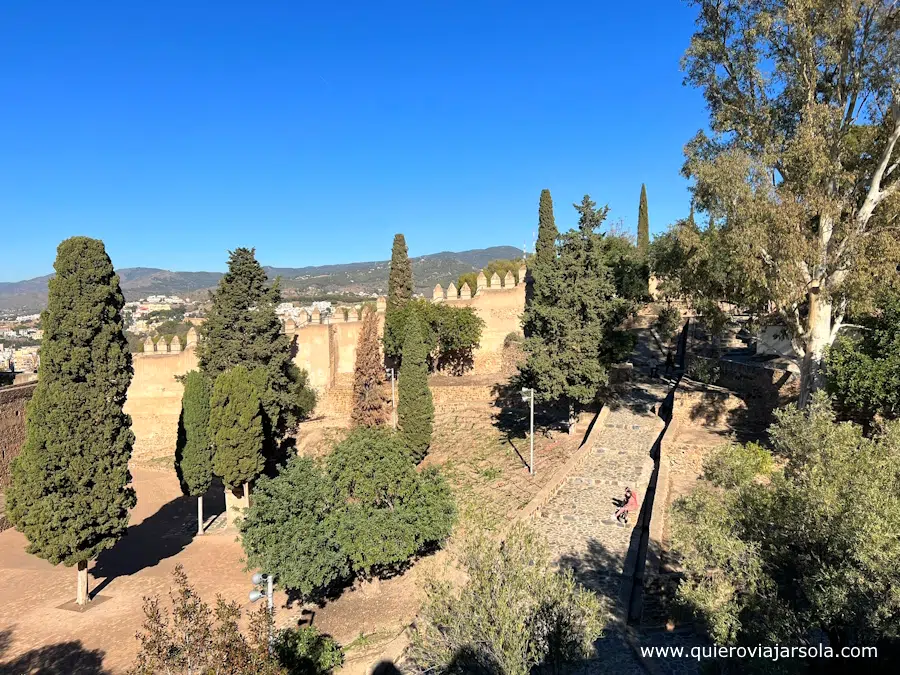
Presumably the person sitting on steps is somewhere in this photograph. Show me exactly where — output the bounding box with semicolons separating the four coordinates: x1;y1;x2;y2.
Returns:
614;487;639;526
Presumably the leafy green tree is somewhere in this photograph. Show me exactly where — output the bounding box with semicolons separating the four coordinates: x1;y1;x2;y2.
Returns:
209;366;265;495
240;430;455;601
408;523;605;675
326;427;455;576
7;236;136;606
637;183;649;255
600;232;648;302
175;371;213;535
681;0;900;405
239;456;348;601
130;565;286;675
352;309;389;427
382;299;484;370
398;315;434;461
827;290;900;424
672;395;900;650
520;196;635;432
384;234;413;360
197;248;316;454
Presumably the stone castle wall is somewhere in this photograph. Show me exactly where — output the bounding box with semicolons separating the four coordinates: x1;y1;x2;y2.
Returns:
0;266;528;469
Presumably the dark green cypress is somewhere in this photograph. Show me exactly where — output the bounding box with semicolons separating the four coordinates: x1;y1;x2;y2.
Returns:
519;196;635;433
175;370;212;534
524;189;559;338
197;248;315;455
7;237;136;605
638;184;650;255
398;314;434;462
384;234;414;360
210;366;265;492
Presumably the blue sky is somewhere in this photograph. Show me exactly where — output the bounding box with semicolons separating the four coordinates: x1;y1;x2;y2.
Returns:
0;1;706;281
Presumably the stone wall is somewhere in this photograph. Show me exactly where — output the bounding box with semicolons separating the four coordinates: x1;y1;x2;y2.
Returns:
686;353;799;410
0;382;37;531
125;346;199;464
287;266;527;394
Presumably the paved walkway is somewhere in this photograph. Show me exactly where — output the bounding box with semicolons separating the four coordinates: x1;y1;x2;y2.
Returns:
533;329;684;674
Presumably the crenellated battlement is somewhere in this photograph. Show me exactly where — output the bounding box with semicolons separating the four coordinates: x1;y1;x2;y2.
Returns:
431;263;527;301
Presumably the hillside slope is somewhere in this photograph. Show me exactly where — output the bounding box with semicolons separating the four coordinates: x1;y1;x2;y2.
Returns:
0;246;523;313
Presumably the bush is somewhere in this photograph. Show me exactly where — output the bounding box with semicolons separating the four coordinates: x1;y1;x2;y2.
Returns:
653;305;682;345
240;428;456;601
408;524;605;675
686;357;720;385
273;626;343;675
130;565;285;675
503;331;523;348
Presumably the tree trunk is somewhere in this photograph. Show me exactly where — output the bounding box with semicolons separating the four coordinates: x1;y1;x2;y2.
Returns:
76;560;90;606
197;495;204;535
567;402;577;436
244;482;250;504
799;287;832;408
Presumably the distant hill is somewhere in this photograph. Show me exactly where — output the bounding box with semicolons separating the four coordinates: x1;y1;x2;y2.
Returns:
0;246;524;313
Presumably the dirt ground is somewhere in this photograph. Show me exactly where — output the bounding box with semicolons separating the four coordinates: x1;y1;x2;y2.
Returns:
0;390;582;674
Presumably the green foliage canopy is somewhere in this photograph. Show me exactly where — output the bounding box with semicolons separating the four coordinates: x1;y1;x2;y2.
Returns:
408;524;605;675
520;196;635;415
197;248;316;447
672;395;900;649
7;237;136;567
827;291;900;424
240;428;455;601
398;315;434;462
209;366;265;489
175;370;213;497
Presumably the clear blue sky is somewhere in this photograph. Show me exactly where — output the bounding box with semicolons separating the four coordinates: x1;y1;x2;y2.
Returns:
0;1;707;281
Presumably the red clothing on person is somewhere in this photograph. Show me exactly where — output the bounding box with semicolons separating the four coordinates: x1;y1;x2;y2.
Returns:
624;491;639;512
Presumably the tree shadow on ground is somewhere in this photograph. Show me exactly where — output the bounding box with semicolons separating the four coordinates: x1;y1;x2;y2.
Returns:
91;482;225;598
490;380;569;440
0;628;109;675
557;538;623;597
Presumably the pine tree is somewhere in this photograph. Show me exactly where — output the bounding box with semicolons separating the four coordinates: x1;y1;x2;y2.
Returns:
398;314;434;462
352;309;389;427
384;234;413;360
520;196;635;433
7;237;136;606
175;371;213;535
637;184;650;255
197;248;315;456
210;366;265;494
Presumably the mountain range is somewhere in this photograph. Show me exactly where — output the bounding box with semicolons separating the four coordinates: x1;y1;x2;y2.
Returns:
0;246;524;314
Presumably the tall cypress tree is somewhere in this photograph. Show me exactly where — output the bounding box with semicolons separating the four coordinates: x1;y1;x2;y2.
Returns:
524;189;559;338
637;184;650;255
175;371;212;535
398;314;434;462
384;234;414;360
209;366;265;495
7;237;136;605
352;309;389;427
198;248;315;456
520;196;635;433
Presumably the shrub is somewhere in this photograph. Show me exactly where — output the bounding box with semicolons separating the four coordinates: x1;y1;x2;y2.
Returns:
130;565;285;675
653;305;682;345
504;331;523;348
240;428;455;601
239;456;348;601
686;357;720;385
273;626;344;675
408;524;605;674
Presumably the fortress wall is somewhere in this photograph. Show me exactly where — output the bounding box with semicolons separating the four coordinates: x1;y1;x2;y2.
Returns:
444;283;525;373
0;383;37;494
288;323;331;390
124;348;198;463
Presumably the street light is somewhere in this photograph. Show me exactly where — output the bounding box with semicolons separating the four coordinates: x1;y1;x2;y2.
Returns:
386;367;397;428
521;388;535;476
250;572;275;652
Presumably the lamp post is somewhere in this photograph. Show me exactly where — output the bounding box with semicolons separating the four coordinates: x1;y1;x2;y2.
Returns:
249;572;274;652
386;367;396;428
521;388;535;476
